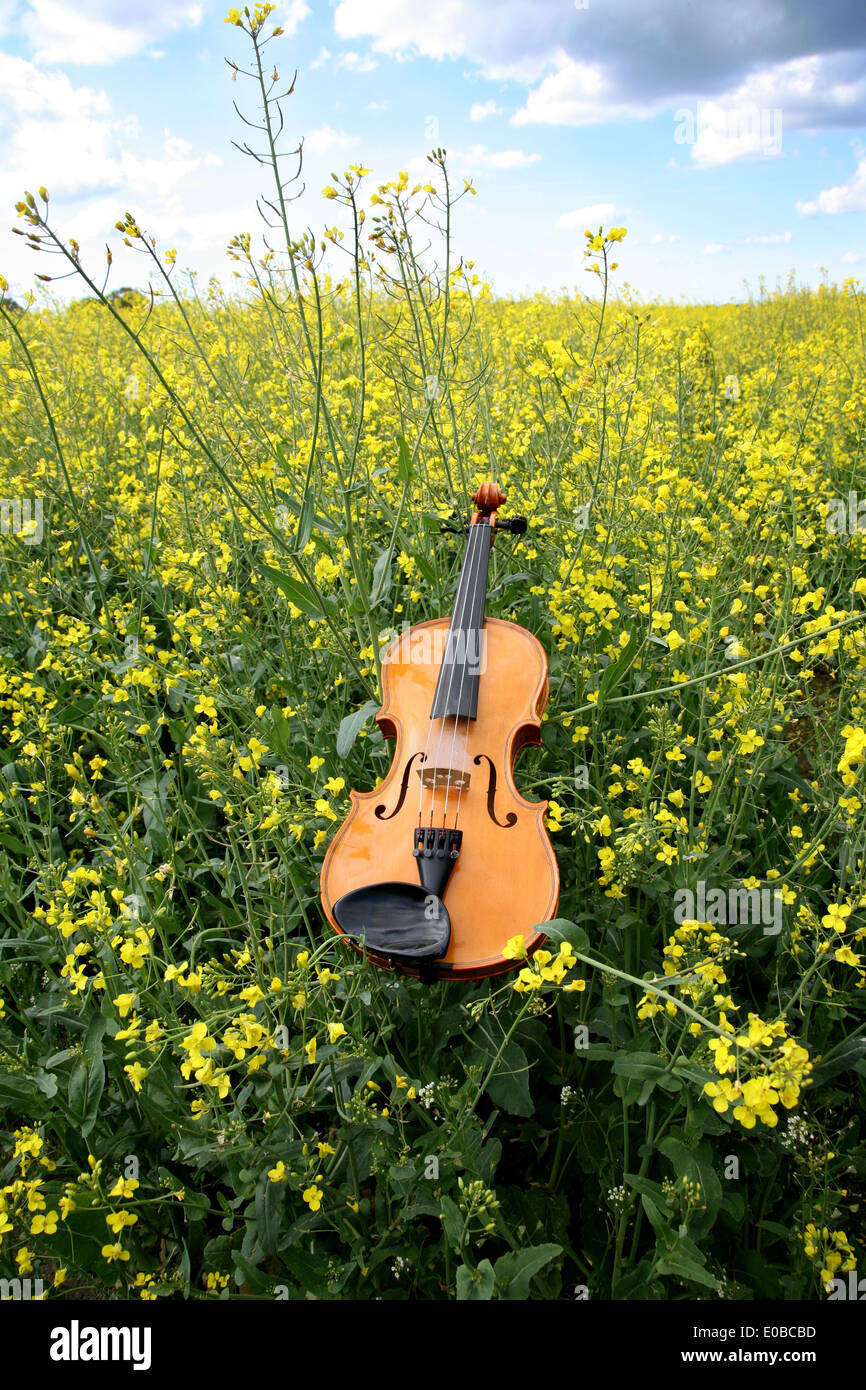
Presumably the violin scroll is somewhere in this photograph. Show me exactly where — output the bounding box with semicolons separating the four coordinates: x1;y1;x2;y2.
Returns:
471;481;507;520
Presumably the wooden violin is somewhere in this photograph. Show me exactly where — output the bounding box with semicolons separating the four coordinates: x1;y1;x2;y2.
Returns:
320;482;559;980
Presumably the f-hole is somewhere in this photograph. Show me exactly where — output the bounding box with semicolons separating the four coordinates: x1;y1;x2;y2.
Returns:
375;751;426;820
473;754;517;828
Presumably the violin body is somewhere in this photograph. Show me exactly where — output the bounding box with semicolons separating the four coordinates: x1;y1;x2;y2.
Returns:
320;484;559;981
321;617;558;979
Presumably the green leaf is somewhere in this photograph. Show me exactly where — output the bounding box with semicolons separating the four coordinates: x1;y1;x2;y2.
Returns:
596;628;642;709
232;1251;272;1296
67;1050;105;1139
0;1073;44;1113
809;1035;866;1089
273;484;339;536
337;699;380;758
757;1219;789;1240
611;1261;655;1300
396;433;414;484
279;1248;331;1298
655;1249;721;1292
639;1073;682;1104
539;918;590;953
640;1191;669;1236
482;1040;534;1116
67;1059;88;1125
456;1259;495;1300
182;1190;211;1223
494;1243;561;1299
82;1057;105;1140
295;488;316;552
624;1172;667;1203
258;562;322;619
255;1176;284;1256
658;1138;722;1236
440;1195;463;1251
54;696;97;725
613;1048;689;1104
612;1051;670;1081
370;548;391;605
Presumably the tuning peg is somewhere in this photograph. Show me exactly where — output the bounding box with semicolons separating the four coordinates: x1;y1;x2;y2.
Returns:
498;516;527;535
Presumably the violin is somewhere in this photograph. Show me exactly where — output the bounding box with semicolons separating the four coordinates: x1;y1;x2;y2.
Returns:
320;482;559;981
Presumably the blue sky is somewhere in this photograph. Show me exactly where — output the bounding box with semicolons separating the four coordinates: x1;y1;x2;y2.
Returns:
1;0;865;303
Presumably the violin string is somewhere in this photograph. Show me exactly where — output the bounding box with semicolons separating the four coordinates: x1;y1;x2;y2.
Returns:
452;525;490;830
443;520;490;832
453;706;474;828
417;522;481;830
431;522;483;829
415;674;437;826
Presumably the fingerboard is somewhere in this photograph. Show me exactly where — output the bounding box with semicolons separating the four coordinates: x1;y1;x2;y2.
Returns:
429;521;492;721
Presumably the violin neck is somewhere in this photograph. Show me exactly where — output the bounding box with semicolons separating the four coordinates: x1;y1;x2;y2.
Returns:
429;519;492;721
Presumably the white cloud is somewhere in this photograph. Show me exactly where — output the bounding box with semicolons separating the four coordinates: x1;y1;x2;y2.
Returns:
650;232;678;244
311;47;332;69
511;52;612;126
742;231;792;243
842;250;862;263
333;0;866;137
303;125;361;155
21;0;204;66
0;51;228;294
0;52;116;198
676;55;866;166
686;100;783;167
14;0;309;67
338;50;377;72
470;99;502;121
282;0;312;36
335;0;492;71
460;144;539;170
702;242;726;255
0;53;221;203
0;50;111;120
797;156;866;215
555;202;614;230
705;53;866;137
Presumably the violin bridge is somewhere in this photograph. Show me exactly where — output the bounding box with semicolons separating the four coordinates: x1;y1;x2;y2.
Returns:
417;766;471;792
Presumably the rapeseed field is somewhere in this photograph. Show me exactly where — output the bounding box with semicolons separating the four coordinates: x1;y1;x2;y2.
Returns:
0;3;864;1303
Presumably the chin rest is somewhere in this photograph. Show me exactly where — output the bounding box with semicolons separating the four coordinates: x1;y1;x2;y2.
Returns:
332;881;451;964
